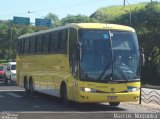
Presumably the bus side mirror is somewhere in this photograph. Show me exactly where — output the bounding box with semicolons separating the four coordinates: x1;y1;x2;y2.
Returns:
140;48;145;66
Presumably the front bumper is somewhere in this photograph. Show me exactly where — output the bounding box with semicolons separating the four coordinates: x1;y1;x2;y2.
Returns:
78;91;140;103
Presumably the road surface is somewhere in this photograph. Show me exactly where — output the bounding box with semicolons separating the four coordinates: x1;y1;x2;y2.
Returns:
0;82;159;119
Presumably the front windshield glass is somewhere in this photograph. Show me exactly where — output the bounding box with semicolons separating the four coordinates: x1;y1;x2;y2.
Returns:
79;29;140;82
11;65;16;70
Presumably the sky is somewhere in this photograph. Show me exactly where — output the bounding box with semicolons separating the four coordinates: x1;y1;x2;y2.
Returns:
0;0;156;23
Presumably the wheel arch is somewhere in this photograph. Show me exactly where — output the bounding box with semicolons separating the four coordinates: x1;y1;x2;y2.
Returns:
23;76;28;85
60;81;67;97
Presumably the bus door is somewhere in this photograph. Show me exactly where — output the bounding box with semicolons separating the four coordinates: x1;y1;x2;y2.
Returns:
69;28;80;101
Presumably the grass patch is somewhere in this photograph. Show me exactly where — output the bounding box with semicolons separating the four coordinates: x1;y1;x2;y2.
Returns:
0;59;8;64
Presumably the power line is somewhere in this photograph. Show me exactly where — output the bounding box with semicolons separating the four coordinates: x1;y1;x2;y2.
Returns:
0;0;101;17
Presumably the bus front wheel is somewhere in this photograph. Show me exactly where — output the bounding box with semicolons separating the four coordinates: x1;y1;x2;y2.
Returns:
109;102;120;106
60;83;69;105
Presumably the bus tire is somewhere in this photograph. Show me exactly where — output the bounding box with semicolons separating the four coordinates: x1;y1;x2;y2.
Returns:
60;83;69;105
29;78;34;94
109;102;120;106
24;78;29;94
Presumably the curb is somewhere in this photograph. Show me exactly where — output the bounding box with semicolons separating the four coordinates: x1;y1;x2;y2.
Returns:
142;85;160;90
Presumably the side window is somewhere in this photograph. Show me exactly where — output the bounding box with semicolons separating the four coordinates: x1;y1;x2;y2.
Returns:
49;30;67;54
36;36;43;53
30;37;36;54
69;28;78;76
35;37;38;53
21;39;25;54
60;30;67;53
48;33;51;52
42;34;49;53
28;38;31;53
56;31;60;52
24;38;29;54
49;32;57;53
17;39;23;54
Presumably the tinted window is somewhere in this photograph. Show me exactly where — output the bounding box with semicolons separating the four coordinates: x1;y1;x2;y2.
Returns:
11;65;16;70
49;32;57;52
59;30;67;53
24;38;29;53
36;36;43;53
42;34;49;53
22;39;25;54
30;37;36;53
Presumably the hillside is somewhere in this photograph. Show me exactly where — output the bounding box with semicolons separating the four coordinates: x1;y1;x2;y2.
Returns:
90;3;147;22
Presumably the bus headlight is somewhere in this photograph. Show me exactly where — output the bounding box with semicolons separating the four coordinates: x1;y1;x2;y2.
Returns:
127;86;139;92
80;87;98;92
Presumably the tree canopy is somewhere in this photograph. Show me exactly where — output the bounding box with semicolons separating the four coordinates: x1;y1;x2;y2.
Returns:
61;14;97;25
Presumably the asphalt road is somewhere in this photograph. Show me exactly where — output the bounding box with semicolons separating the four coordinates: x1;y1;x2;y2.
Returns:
0;82;159;119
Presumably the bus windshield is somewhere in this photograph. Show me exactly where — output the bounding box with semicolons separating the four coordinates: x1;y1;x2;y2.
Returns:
79;29;140;82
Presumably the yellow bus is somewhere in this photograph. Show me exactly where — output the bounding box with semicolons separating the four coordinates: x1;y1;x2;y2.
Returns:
17;23;140;106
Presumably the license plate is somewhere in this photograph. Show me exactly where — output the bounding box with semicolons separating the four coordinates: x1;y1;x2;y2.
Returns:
107;96;117;101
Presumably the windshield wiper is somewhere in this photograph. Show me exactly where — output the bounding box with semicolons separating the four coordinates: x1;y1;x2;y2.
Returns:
98;59;130;82
98;62;112;81
115;64;128;82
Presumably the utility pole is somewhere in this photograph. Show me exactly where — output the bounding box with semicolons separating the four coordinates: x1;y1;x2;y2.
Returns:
124;0;126;6
10;25;13;61
123;0;132;26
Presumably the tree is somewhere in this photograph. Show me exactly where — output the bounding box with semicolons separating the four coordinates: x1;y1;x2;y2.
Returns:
61;14;97;25
0;20;35;60
45;13;61;27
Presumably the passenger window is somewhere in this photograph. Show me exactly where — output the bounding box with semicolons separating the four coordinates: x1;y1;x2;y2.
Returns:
60;30;67;53
50;32;57;52
42;34;49;53
36;36;43;53
21;39;25;54
30;37;36;54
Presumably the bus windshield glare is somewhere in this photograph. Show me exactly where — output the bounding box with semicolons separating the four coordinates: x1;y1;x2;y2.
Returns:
79;29;140;82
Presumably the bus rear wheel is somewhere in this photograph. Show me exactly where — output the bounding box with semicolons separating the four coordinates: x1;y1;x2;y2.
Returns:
24;79;29;94
109;102;120;106
29;79;34;94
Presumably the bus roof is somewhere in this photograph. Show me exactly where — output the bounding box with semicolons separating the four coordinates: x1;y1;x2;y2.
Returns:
18;23;135;39
70;23;135;31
